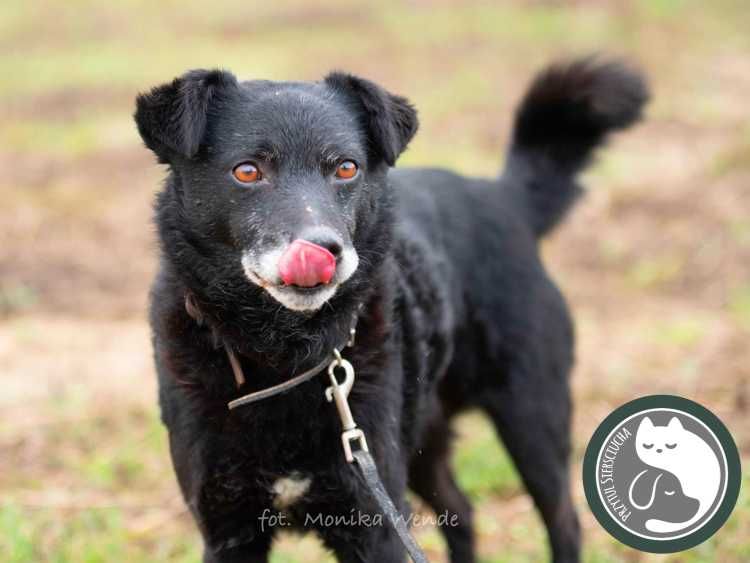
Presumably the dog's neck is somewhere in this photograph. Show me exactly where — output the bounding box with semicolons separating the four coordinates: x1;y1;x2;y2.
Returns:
159;254;387;378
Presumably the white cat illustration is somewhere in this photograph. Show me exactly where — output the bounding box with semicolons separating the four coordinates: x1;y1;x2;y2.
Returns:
634;416;721;533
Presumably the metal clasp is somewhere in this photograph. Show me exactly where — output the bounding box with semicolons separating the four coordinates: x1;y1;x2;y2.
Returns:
325;349;369;462
341;428;368;464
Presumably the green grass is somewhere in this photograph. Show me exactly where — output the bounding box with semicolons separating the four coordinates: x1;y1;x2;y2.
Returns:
712;130;750;177
648;318;706;347
0;504;200;563
0;283;38;316
728;285;750;331
0;115;135;156
453;413;522;501
626;255;685;289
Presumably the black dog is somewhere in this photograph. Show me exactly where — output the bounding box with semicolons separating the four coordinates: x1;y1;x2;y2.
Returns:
135;58;647;562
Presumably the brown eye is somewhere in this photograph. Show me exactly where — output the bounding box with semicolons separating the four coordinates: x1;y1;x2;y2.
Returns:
232;162;261;184
335;160;358;180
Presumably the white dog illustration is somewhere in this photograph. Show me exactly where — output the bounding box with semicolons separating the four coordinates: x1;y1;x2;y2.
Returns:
634;416;721;533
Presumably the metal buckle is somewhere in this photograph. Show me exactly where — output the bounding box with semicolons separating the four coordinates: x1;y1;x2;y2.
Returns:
325;350;368;463
341;428;369;463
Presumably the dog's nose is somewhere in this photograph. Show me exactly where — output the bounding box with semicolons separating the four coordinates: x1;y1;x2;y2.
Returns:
656;448;663;453
301;230;343;260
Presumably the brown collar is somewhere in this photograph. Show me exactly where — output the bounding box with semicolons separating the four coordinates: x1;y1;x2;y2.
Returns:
184;291;358;409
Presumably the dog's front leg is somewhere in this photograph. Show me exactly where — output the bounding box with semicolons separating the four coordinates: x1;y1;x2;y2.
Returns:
323;521;407;563
315;442;411;562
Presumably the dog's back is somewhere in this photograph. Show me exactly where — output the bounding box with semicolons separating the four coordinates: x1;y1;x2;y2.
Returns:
391;58;647;394
392;59;647;562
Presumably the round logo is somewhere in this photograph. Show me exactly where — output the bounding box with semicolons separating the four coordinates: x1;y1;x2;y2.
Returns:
583;395;741;553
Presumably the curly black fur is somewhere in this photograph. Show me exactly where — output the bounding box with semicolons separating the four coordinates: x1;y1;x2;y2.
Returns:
135;58;648;563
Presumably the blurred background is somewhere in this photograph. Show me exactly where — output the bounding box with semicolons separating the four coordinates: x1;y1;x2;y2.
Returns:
1;0;749;561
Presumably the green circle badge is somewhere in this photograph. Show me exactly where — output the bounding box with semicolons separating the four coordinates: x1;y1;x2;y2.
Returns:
583;395;741;553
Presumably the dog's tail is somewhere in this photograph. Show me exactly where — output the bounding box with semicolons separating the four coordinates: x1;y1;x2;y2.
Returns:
503;57;649;237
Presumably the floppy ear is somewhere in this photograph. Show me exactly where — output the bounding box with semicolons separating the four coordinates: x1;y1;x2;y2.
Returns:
324;72;418;166
134;69;238;162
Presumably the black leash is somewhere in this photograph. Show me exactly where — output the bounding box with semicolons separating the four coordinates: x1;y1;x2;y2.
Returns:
317;348;430;563
351;450;429;563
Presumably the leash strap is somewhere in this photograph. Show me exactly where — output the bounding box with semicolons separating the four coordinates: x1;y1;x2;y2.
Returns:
351;450;429;563
224;315;357;410
326;354;429;562
227;354;332;409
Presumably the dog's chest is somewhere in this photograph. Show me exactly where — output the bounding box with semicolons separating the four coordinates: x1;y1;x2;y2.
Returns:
271;473;312;509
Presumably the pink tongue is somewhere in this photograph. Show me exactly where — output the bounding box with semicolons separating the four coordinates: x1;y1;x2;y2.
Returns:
278;239;336;287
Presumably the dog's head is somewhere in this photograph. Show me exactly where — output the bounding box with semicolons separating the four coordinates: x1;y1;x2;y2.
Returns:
135;69;417;312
